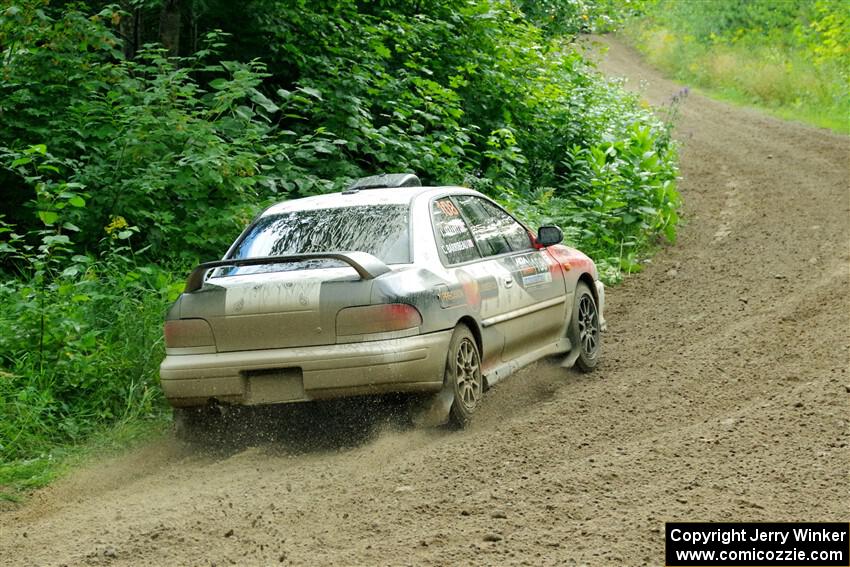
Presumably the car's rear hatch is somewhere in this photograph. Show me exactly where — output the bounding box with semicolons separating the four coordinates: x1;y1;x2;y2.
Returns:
170;201;413;353
176;264;376;352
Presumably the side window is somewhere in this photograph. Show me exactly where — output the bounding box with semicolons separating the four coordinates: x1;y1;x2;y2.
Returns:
431;198;481;265
455;196;533;257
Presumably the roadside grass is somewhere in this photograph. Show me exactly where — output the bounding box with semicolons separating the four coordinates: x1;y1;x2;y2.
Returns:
0;411;170;503
623;27;849;134
0;253;182;504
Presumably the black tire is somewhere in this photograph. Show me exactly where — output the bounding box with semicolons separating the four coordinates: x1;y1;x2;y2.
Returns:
446;325;483;427
569;282;601;372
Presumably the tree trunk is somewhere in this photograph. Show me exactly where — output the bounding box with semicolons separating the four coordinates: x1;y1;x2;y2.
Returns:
118;2;139;59
159;0;181;56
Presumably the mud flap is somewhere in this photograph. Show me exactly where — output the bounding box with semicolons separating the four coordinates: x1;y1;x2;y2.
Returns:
561;346;581;368
409;382;454;427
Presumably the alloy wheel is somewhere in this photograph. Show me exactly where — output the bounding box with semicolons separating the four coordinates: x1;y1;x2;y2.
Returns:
454;338;481;410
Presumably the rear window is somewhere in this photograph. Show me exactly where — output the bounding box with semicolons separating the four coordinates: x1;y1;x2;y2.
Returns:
222;205;410;275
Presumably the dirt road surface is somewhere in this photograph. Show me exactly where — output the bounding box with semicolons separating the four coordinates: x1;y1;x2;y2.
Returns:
1;37;848;567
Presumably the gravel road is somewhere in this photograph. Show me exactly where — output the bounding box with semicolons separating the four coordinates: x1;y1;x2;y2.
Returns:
1;36;848;567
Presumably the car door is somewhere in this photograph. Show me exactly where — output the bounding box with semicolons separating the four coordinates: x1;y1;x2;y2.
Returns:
430;196;507;367
452;195;567;362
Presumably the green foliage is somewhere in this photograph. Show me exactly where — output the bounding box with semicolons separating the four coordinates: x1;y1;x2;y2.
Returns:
1;5;342;259
799;0;850;69
625;0;849;133
0;220;178;463
498;116;679;281
0;141;178;475
2;0;679;264
517;0;652;36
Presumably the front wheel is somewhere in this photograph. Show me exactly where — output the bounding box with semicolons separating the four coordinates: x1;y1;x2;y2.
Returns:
569;282;601;372
447;325;483;427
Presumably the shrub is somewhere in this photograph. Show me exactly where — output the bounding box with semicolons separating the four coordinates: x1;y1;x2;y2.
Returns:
2;1;679;266
0;225;179;462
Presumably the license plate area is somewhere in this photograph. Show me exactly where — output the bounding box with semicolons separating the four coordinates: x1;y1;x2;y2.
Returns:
242;368;306;404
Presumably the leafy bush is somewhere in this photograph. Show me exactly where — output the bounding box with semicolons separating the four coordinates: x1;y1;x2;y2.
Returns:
2;1;679;265
0;6;343;260
517;0;650;36
0;227;179;463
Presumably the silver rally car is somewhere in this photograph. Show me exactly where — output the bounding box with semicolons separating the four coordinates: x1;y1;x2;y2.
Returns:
160;173;605;426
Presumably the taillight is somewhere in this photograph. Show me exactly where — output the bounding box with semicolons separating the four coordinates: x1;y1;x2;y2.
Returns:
164;319;215;348
336;304;423;336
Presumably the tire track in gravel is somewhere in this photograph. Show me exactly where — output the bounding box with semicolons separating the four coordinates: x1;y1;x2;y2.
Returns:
1;36;848;567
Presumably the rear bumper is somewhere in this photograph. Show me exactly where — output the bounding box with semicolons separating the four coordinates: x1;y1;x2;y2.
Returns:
160;330;452;407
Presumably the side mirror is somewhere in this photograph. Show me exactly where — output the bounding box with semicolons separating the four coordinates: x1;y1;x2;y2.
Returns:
536;225;563;247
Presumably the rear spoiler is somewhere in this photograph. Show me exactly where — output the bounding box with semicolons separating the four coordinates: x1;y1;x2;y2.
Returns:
184;251;391;293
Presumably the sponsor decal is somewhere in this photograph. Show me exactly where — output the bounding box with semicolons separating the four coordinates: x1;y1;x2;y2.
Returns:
521;272;550;287
437;273;498;311
440;219;470;237
435;199;460;217
436;285;466;309
506;252;553;288
442;238;475;256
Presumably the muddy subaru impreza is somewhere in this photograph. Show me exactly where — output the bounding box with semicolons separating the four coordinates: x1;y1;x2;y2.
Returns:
160;173;605;427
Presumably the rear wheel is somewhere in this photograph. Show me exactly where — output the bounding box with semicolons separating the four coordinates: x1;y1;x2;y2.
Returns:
569;282;601;372
447;325;483;427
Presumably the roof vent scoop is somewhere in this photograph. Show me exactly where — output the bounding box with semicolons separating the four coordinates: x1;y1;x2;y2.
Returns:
344;173;421;192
